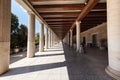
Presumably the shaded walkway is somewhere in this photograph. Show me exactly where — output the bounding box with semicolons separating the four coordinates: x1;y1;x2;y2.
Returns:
63;43;115;80
0;42;116;80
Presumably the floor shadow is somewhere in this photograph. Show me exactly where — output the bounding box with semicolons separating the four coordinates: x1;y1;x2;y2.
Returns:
35;53;64;57
62;43;116;80
3;43;116;80
44;49;63;52
2;62;66;77
10;48;39;64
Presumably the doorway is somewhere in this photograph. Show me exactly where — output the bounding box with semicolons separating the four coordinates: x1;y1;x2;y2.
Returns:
92;34;97;47
83;37;86;45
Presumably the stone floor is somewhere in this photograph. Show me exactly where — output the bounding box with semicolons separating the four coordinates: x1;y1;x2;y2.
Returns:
0;42;116;80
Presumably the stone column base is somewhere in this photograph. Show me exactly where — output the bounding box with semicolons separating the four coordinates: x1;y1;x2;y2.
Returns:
27;42;35;58
0;42;10;75
105;66;120;80
39;48;44;52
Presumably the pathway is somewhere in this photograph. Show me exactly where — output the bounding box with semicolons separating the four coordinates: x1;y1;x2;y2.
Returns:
0;42;116;80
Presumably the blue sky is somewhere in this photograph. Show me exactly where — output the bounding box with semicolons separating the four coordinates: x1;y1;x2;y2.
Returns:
11;0;42;34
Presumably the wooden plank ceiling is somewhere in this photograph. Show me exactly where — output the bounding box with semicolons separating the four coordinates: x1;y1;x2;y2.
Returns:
28;0;106;39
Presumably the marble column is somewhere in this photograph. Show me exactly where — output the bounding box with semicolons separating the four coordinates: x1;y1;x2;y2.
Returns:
76;21;81;52
53;32;55;46
70;29;73;47
67;32;70;45
48;29;51;48
45;27;48;49
27;12;35;58
63;34;68;44
0;0;11;75
39;23;44;52
52;32;54;46
51;31;53;47
105;0;120;79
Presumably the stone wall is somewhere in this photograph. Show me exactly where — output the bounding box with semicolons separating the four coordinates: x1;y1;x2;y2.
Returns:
81;22;107;47
73;22;107;48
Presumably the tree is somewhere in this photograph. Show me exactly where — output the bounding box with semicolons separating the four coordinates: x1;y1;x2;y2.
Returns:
18;24;28;47
35;33;39;45
11;13;28;49
11;13;19;49
11;13;19;34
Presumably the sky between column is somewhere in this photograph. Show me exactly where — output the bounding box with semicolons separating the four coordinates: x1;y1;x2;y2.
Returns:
11;0;46;34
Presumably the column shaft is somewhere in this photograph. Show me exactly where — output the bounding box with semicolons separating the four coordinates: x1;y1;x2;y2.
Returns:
76;21;81;52
48;29;51;48
53;32;55;46
27;13;35;58
45;27;48;49
68;32;70;45
39;23;44;52
51;31;53;47
106;0;120;79
0;0;11;74
70;30;73;47
67;32;69;45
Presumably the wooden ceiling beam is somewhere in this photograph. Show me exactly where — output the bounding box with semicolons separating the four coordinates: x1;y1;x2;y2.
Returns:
49;24;71;27
87;11;106;15
52;30;68;32
41;14;78;18
34;3;106;12
48;23;72;25
50;26;70;28
81;24;99;26
45;19;75;22
29;0;106;39
40;12;79;15
50;27;70;29
51;29;64;31
71;0;100;29
52;30;69;32
30;0;86;5
85;15;106;18
38;10;81;13
53;31;68;33
82;17;107;22
35;6;83;12
43;17;77;19
47;21;73;23
82;21;106;24
33;4;85;8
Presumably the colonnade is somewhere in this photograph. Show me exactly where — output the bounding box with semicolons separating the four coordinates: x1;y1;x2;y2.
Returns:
0;0;120;79
63;21;81;52
63;1;120;79
0;0;59;75
27;13;59;58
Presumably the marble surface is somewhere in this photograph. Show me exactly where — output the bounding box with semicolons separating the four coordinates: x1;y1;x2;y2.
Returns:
0;43;116;80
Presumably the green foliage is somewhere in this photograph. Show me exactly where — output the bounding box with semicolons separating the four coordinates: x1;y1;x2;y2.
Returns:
18;24;28;47
11;13;19;48
11;13;19;34
11;13;28;49
35;33;39;45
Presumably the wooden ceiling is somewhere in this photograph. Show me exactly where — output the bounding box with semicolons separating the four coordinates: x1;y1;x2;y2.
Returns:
28;0;106;39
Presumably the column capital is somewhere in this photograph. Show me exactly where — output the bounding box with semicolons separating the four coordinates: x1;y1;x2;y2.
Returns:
44;24;47;28
27;11;34;15
76;21;81;24
70;29;73;32
40;22;44;24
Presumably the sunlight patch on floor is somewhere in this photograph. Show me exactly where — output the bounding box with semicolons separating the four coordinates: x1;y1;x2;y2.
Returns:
0;43;69;80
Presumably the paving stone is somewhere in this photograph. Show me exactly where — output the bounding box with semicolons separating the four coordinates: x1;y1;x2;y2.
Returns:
0;42;116;80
